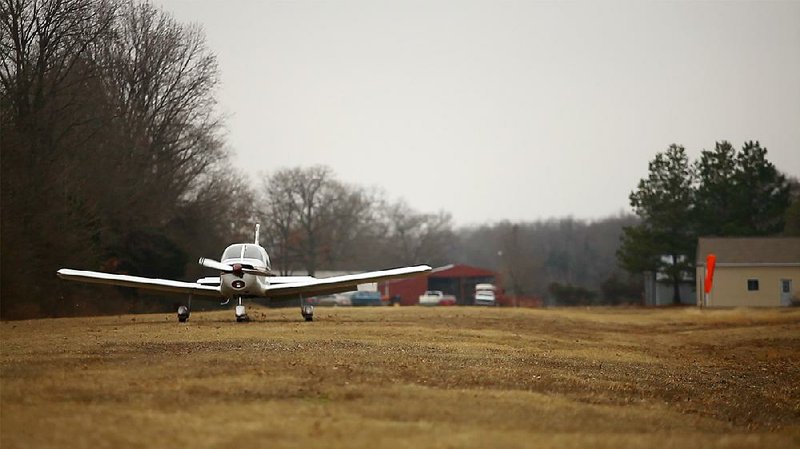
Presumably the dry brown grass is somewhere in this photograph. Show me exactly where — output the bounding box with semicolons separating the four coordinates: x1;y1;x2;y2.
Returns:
2;306;799;448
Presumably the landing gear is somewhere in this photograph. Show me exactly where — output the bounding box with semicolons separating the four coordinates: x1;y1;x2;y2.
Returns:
177;295;192;322
301;305;314;321
235;297;249;322
301;295;314;322
177;305;190;322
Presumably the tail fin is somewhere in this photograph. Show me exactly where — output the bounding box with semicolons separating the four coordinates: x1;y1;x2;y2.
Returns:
254;223;260;245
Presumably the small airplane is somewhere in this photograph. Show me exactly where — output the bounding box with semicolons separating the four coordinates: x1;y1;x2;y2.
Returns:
57;224;431;322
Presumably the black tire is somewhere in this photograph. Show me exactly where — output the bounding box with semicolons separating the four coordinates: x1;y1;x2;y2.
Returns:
304;315;313;322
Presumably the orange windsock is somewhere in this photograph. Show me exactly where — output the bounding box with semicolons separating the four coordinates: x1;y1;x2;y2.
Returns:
704;254;717;294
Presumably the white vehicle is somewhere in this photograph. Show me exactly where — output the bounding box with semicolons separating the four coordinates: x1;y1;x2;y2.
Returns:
419;290;457;306
57;224;430;322
474;283;497;306
312;294;352;307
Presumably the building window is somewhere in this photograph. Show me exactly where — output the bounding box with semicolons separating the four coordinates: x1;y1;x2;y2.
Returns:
747;279;759;291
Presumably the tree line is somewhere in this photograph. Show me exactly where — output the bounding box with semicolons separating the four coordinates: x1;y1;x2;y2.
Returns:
452;216;643;305
259;167;646;306
258;165;454;276
1;0;252;318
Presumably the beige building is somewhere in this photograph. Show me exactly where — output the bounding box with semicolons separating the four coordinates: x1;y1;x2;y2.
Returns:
696;237;800;307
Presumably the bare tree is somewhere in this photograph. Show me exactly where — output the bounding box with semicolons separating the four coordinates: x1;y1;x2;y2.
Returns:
1;0;243;318
381;200;454;266
259;169;301;275
0;0;116;121
94;0;224;225
1;0;118;317
259;166;381;275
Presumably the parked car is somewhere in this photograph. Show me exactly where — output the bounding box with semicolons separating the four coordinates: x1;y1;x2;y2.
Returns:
418;290;457;306
311;294;352;307
349;291;383;306
474;283;497;306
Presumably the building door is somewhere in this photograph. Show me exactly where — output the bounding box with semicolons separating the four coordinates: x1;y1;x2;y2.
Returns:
780;279;793;307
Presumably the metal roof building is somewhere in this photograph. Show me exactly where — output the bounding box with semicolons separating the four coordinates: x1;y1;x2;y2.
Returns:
379;264;498;306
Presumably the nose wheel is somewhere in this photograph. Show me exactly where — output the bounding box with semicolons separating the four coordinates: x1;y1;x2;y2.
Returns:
235;297;249;322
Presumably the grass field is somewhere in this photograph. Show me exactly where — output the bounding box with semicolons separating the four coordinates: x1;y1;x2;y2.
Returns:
1;306;799;448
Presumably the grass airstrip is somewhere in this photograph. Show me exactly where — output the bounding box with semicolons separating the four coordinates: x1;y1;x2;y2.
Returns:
1;306;799;448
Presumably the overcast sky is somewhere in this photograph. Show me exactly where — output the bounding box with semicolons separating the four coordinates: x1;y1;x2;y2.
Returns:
154;0;800;225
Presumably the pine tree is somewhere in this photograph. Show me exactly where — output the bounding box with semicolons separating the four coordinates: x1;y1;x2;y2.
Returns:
619;145;695;304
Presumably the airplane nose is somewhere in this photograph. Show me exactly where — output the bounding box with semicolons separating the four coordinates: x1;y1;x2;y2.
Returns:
232;263;243;277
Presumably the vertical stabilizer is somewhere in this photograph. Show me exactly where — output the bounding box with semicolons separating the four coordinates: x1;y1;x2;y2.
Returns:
254;223;260;245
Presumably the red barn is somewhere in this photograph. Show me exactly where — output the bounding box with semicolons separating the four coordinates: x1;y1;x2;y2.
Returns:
379;264;499;306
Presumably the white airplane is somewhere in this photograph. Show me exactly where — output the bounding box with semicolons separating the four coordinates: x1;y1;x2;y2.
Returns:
57;224;431;322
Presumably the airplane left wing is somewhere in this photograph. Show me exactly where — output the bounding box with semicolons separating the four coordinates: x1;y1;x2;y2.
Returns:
57;269;221;297
263;265;431;299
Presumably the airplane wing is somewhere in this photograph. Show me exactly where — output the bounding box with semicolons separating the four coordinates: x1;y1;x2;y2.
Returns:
270;276;317;284
263;265;431;299
57;269;221;297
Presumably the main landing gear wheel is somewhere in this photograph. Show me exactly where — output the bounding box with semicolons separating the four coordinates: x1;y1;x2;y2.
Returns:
301;305;314;322
177;305;190;323
178;295;192;322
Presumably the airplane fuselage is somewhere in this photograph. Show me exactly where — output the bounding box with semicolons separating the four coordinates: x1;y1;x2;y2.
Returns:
218;243;271;299
220;271;268;298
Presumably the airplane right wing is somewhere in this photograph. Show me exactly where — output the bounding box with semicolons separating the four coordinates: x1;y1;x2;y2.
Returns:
57;269;222;297
263;265;431;299
269;276;317;284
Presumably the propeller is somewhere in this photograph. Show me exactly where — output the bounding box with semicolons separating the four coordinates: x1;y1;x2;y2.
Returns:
198;257;270;276
198;257;233;272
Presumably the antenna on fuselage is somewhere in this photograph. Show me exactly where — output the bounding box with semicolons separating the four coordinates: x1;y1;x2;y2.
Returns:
254;223;260;245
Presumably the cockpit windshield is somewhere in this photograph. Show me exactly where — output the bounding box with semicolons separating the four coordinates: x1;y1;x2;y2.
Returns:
221;244;266;263
243;245;264;260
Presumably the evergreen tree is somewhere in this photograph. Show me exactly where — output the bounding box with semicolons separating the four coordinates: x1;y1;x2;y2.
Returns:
783;179;800;236
731;141;790;235
619;144;695;304
694;141;790;236
693;141;739;235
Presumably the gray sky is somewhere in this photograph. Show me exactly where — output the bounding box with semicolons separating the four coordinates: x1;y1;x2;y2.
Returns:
154;0;800;225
